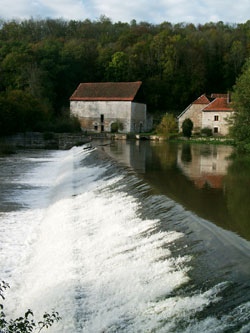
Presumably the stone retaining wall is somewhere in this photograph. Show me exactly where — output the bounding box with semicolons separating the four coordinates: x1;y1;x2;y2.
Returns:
0;132;165;150
0;132;90;150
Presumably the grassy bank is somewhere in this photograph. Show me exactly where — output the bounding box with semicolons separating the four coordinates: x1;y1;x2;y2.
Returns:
169;136;236;146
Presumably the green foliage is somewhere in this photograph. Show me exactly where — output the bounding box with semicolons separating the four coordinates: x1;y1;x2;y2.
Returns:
1;18;250;134
224;153;250;238
156;113;178;138
182;118;193;138
201;127;213;137
111;121;124;133
0;281;61;332
106;52;129;81
230;57;250;150
48;115;81;133
0;90;51;136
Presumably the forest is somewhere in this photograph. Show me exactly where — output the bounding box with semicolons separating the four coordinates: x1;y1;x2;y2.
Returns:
1;16;250;135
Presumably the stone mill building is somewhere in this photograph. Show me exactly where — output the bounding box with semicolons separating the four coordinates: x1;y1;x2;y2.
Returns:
70;81;152;133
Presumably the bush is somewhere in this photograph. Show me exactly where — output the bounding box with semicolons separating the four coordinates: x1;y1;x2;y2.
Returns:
111;121;124;133
46;116;81;133
201;127;213;137
156;113;178;138
182;118;193;138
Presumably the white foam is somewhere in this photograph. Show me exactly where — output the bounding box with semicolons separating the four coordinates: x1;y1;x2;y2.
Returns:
0;147;246;332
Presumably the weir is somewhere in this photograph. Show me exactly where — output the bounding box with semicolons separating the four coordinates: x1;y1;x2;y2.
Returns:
0;145;249;332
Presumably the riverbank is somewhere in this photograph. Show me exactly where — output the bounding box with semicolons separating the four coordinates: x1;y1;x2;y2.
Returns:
0;132;236;155
169;136;236;145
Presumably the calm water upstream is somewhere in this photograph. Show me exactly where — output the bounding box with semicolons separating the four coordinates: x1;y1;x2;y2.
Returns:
0;141;250;332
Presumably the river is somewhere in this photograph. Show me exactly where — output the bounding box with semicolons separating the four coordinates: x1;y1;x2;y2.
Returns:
0;141;249;332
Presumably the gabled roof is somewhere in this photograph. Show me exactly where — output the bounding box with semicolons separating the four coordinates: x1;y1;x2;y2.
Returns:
177;94;210;119
70;81;142;101
192;94;211;105
203;97;232;111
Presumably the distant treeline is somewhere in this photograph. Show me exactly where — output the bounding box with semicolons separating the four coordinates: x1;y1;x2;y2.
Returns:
0;17;250;135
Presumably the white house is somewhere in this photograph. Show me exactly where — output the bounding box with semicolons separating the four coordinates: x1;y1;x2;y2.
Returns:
70;81;151;133
178;93;233;136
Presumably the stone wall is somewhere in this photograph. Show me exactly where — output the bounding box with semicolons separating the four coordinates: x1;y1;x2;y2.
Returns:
202;111;232;136
70;100;132;133
178;104;204;132
0;132;90;150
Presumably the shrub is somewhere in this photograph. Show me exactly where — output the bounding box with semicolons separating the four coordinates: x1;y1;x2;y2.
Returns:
201;127;213;137
156;113;178;138
111;121;124;133
49;116;81;133
182;118;193;138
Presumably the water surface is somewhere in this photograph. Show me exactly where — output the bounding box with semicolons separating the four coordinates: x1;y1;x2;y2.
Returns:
0;142;249;332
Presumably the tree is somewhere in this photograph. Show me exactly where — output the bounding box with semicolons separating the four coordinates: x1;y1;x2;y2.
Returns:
0;90;51;135
0;281;61;333
106;51;129;81
156;113;178;138
182;118;193;138
230;57;250;151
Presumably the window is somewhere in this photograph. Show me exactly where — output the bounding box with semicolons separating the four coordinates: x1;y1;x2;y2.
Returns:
94;125;98;131
101;114;104;122
101;125;104;132
214;127;218;133
214;115;219;121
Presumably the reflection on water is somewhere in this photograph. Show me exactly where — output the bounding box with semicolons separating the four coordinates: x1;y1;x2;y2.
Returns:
101;140;250;241
177;144;233;189
98;140;147;173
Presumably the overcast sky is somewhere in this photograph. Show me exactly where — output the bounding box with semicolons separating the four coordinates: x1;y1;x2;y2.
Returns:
0;0;250;24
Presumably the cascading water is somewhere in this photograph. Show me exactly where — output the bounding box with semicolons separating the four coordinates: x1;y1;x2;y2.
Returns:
0;146;250;332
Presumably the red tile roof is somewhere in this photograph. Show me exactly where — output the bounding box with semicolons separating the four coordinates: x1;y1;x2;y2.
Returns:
192;94;211;105
70;82;142;101
203;97;232;111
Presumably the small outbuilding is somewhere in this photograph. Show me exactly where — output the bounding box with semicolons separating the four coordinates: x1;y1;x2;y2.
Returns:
70;81;151;133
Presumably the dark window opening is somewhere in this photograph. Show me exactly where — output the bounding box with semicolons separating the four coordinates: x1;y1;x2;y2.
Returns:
94;125;98;131
214;115;219;121
101;114;104;122
214;127;218;133
101;125;104;132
